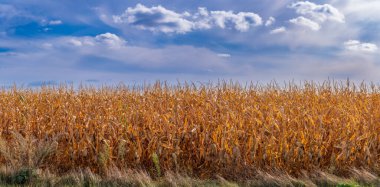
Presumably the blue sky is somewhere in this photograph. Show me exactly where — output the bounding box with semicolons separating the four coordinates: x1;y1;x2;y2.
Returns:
0;0;379;86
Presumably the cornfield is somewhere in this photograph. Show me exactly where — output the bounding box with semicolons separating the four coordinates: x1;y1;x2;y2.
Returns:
0;80;379;180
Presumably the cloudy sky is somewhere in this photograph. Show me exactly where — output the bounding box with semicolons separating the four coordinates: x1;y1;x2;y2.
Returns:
0;0;379;86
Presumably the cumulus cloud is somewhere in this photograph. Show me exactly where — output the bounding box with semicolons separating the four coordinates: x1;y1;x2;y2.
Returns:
289;16;320;31
206;10;262;31
112;4;194;34
288;1;344;31
270;26;286;34
112;4;262;33
344;40;378;53
290;1;345;23
192;7;262;31
192;7;212;30
94;33;126;48
66;33;126;49
265;17;275;26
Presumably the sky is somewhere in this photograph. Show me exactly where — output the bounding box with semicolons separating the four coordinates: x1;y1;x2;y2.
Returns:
0;0;379;86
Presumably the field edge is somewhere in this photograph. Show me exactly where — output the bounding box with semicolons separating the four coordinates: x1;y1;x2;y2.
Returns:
0;167;378;186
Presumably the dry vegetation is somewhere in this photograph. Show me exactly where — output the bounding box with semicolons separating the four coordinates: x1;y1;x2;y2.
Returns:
0;80;380;186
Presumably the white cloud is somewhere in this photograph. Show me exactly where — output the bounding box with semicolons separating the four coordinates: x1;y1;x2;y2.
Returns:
265;17;275;26
192;7;262;31
66;33;126;49
192;7;213;30
344;40;378;53
112;4;193;34
217;53;231;58
207;10;262;32
68;39;83;47
289;16;320;31
270;26;286;34
48;20;63;25
290;1;345;23
1;32;380;84
0;34;232;84
266;2;355;48
288;1;345;32
112;4;262;33
197;7;209;17
94;33;126;48
337;0;380;22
